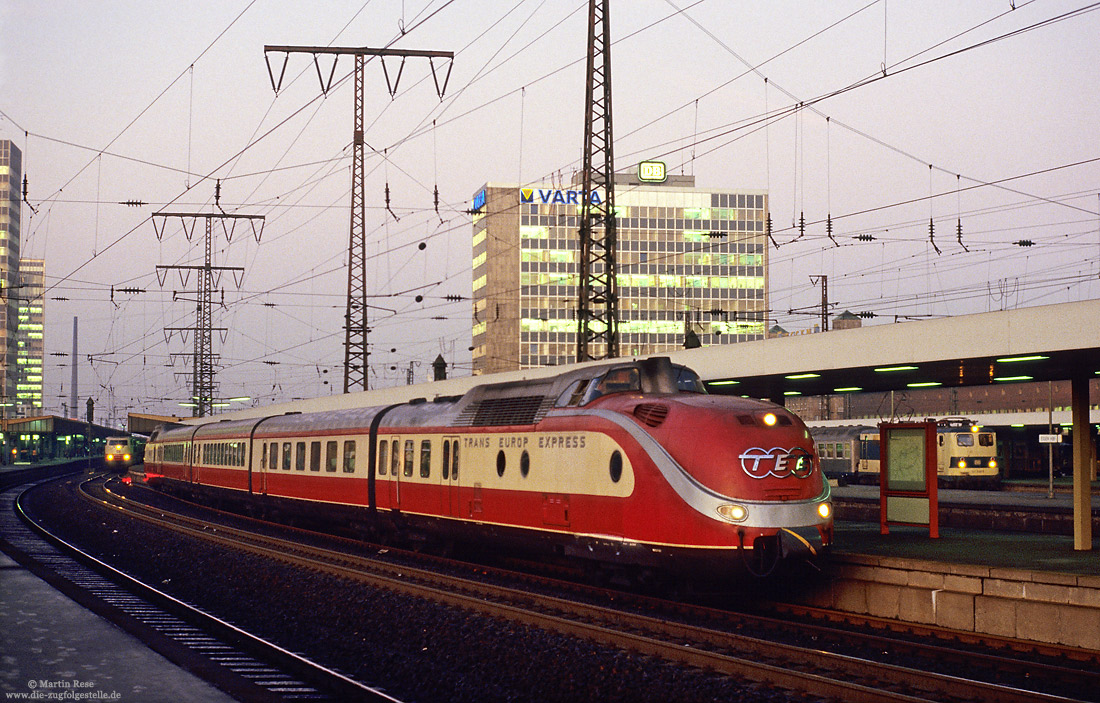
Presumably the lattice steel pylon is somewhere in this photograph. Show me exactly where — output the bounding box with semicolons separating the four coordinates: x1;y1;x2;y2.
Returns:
152;206;264;417
264;45;454;392
576;0;619;362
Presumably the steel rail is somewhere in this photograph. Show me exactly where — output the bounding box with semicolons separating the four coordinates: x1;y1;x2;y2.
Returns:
88;477;1089;703
11;476;399;703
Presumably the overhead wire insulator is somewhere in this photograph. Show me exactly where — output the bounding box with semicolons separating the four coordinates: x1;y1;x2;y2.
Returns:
826;214;837;247
856;233;876;242
1015;239;1035;247
766;214;778;248
798;211;806;240
929;218;941;255
956;218;968;252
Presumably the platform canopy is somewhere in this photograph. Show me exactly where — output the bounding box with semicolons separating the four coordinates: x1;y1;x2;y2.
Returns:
662;299;1099;402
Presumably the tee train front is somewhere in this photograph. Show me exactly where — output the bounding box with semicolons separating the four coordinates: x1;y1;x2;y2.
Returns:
145;357;833;579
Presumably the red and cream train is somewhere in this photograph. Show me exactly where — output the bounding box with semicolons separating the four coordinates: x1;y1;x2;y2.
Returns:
144;357;833;578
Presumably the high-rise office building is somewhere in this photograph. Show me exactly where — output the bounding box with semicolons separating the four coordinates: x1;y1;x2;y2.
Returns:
16;258;44;412
470;170;769;374
0;141;22;407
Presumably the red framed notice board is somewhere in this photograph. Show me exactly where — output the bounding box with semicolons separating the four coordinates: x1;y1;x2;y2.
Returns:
879;420;939;538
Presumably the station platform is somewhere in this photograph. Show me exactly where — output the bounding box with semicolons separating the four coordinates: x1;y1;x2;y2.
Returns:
803;488;1100;651
0;551;235;702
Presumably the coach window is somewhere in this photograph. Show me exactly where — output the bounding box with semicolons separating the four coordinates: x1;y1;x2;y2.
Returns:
496;450;506;477
520;450;530;478
282;443;292;471
420;440;432;478
403;440;414;477
326;441;338;472
391;439;400;476
310;442;322;471
377;440;388;475
442;441;451;480
609;451;623;483
268;443;278;470
296;442;306;471
343;440;356;473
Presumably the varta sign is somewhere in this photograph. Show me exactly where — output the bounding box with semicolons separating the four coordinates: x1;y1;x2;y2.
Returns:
521;188;602;205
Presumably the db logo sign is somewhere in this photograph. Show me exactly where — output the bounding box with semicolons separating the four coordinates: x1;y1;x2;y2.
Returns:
739;447;814;479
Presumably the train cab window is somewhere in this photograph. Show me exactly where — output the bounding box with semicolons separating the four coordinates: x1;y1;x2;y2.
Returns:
391;439;400;476
583;367;641;404
377;441;388;475
268;443;278;470
403;440;415;477
326;441;338;472
420;440;431;478
442;441;451;480
296;442;306;471
282;443;292;471
343;441;356;473
556;379;589;407
956;434;974;447
674;367;706;393
310;442;322;471
979;433;994;447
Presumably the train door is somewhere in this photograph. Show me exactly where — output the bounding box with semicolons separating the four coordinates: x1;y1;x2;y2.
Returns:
442;436;460;517
386;436;403;511
261;441;278;495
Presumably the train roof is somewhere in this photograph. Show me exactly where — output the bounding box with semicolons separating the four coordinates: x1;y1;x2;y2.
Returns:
150;357;701;439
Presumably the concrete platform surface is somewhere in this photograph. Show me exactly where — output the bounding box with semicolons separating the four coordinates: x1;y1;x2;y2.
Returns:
0;553;235;702
834;521;1099;575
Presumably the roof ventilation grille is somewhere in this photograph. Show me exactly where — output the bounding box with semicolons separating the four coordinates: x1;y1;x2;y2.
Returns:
633;403;669;428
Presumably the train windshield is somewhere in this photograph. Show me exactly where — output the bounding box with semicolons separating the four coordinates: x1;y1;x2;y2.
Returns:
674;367;706;393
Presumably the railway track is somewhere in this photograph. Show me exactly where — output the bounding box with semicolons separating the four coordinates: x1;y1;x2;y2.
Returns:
69;474;1100;703
0;476;399;703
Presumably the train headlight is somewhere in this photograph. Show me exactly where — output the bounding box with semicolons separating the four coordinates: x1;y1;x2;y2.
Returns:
106;455;114;462
958;459;967;469
716;504;748;523
762;412;777;427
817;502;832;520
123;454;131;461
989;459;997;469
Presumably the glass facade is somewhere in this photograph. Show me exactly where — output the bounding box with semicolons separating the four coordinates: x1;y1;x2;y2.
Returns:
0;141;22;407
16;258;44;409
471;178;769;374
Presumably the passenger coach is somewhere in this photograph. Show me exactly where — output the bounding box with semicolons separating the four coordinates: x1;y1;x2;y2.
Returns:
146;357;833;578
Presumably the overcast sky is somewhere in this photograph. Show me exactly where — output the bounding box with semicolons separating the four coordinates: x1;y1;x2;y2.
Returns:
2;0;1098;425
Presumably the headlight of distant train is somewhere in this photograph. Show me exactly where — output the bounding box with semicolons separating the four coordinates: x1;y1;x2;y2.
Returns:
817;502;832;520
124;454;131;461
716;504;748;523
958;460;967;469
762;412;777;427
106;455;114;462
989;459;997;469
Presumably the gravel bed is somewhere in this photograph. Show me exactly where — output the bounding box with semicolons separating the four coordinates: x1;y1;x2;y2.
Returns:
22;479;819;703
